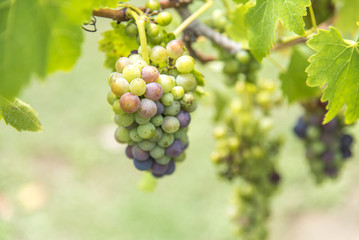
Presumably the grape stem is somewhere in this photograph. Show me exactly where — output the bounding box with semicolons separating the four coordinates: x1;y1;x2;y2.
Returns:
173;0;214;36
308;2;317;32
221;0;231;16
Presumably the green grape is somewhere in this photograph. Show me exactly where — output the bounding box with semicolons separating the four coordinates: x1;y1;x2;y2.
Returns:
174;127;187;139
158;133;174;147
176;133;189;146
138;45;151;56
171;86;185;100
138;140;157;151
114;127;130;143
125;22;138;37
161;116;180;133
137;122;156;139
149;127;163;142
108;72;122;86
112;99;124;114
148;31;164;45
151;115;164;127
135;112;151;124
129;78;147;96
146;0;161;11
236;50;250;64
115;57;131;73
146;23;160;37
175;55;195;73
174;152;186;162
156;75;175;93
222;59;240;75
129;54;142;63
114;113;135;127
123;65;141;82
155;155;171;164
133;59;147;70
175;74;197;91
111;77;130;97
107;91;118;105
161;93;174;106
150;46;168;64
150;145;165;159
163;101;181;116
130;128;143;142
180;92;196;111
156;12;172;26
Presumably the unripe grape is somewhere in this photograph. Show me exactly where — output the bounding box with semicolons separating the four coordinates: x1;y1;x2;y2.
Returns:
146;0;161;11
155;155;171;164
135;112;151;124
150;145;165;159
175;74;197;91
166;40;184;59
161;93;174;106
141;66;160;83
129;78;146;96
148;31;164;45
137;122;156;139
158;133;174;147
125;22;138;37
138;140;157;151
175;55;195;73
149;127;163;142
235;50;250;64
138;99;157;118
114;127;130;143
174;152;186;162
156;75;175;93
107;91;118;105
163;100;181;116
146;23;160;37
130;128;143;142
171;86;185;100
111;77;130;97
123;65;141;82
114;112;135;127
115;57;131;73
151;115;164;127
156;12;172;26
120;92;140;113
150;46;168;64
133;59;147;70
161;116;180;133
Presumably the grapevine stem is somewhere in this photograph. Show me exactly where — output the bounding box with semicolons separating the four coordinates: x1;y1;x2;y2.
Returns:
128;9;150;64
117;3;143;15
308;2;317;32
173;0;214;36
222;0;231;16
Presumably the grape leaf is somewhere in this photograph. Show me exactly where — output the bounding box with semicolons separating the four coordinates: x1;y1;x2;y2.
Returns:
306;27;359;124
245;0;310;61
279;46;320;103
0;0;119;99
336;0;359;33
192;69;205;86
99;22;139;70
0;98;43;132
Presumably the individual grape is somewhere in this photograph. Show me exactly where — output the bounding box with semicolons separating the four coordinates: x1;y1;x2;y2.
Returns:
114;127;130;143
293;117;308;138
156;12;172;26
111;77;130;97
125;145;133;159
138;45;151;56
123;65;141;82
146;22;160;37
341;134;353;148
155;154;171;164
150;46;168;64
149;127;163;142
133;158;153;171
133;59;147;70
235;50;251;64
134;112;151;124
108;72;122;86
166;40;184;59
129;78;146;96
120;93;140;113
137;122;156;139
156;75;176;93
125;22;138;37
151;115;164;127
151;162;169;175
166;139;184;157
176;133;189;147
174;152;186;162
155;101;165;115
161;116;180;133
130;128;143;142
161;93;174;106
171;86;185;100
165;160;176;175
107;91;118;105
158;133;174;148
341;148;352;158
144;83;163;101
112;100;123;114
163;101;181;116
175;55;195;73
138;140;157;151
138;99;157;118
114;113;135;127
141;66;160;84
132;144;150;161
174;127;187;139
176;110;191;128
148;31;164;45
180;92;196;112
150;145;165;159
146;0;161;11
175;74;197;91
115;57;131;73
129;54;142;63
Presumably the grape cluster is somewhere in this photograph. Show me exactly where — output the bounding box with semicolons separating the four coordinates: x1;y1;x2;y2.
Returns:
211;80;282;240
107;39;201;178
293;99;354;183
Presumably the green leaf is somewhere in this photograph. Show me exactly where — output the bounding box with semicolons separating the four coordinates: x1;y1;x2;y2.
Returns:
0;97;43;132
245;0;310;61
192;69;205;86
226;1;254;48
336;0;359;33
0;0;119;98
232;0;250;4
279;46;320;103
306;27;359;124
99;22;139;70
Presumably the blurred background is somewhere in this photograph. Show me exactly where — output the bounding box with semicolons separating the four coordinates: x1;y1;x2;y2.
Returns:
1;1;359;239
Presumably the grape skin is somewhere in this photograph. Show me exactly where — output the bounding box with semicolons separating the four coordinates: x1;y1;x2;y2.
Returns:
176;110;191;128
132;144;150;161
115;57;131;73
111;77;130;97
129;78;147;96
120;93;140;113
142;66;160;83
137;122;156;139
144;82;163;101
138;99;157;118
133;158;153;171
175;74;197;92
151;162;169;175
150;46;168;64
166;40;184;59
175;55;195;73
161;116;180;134
166;139;184;157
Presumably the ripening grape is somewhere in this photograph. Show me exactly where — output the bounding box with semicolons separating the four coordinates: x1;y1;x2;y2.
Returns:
175;74;197;91
175;55;195;73
161;116;180;133
111;77;130;97
115;57;132;73
138;99;157;118
125;145;133;159
155;101;165;115
132;144;150;161
151;115;164;127
166;40;185;59
141;66;160;83
145;82;163;101
129;54;142;64
108;72;122;86
149;127;163;142
156;75;175;93
166;139;184;157
150;46;168;64
176;110;191;128
107;91;118;105
129;78;147;96
133;59;147;70
120;93;140;113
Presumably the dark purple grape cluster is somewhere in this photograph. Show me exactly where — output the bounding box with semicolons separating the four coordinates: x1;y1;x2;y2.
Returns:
293;99;354;183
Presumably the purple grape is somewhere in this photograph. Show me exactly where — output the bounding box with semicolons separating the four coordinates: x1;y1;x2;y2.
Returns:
165;140;184;157
176;110;191;128
151;162;169;175
340;134;353;148
144;82;163;101
138;99;157;118
293;117;307;138
341;147;352;159
152;173;164;178
125;145;133;159
165;160;176;175
141;66;160;83
133;158;153;171
132;144;149;161
130;50;138;55
155;101;165;115
270;171;281;184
